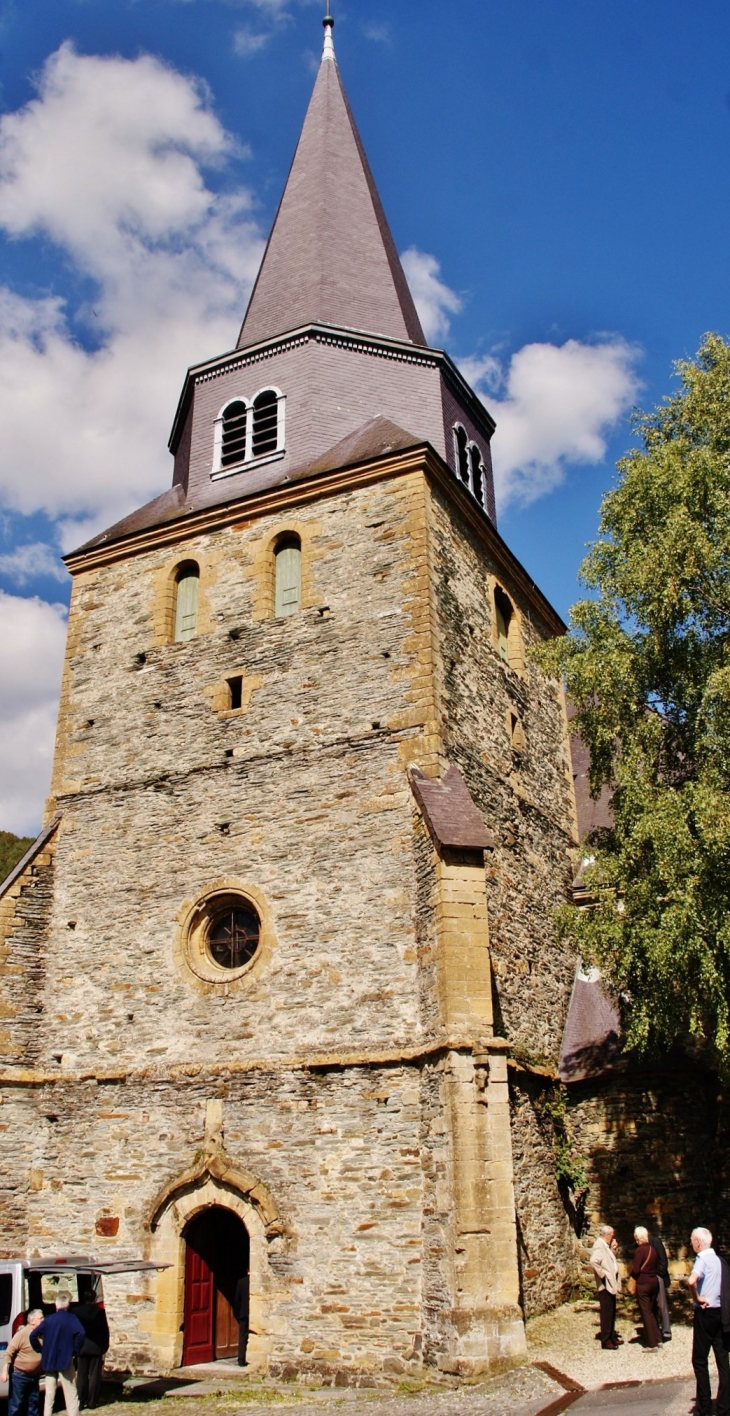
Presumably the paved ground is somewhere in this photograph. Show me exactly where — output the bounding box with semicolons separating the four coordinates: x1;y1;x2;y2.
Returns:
567;1378;696;1414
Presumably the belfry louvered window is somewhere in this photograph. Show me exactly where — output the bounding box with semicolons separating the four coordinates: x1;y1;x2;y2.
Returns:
213;389;285;479
174;563;200;642
221;400;248;469
454;425;469;484
469;445;484;506
252;390;279;457
275;537;302;617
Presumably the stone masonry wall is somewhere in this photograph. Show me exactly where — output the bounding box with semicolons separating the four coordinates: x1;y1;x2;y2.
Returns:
0;1060;456;1377
568;1067;728;1277
0;835;56;1065
509;1074;579;1317
44;475;442;1077
426;481;577;1064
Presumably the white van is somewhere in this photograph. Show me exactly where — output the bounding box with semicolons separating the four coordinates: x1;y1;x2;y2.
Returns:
0;1256;167;1396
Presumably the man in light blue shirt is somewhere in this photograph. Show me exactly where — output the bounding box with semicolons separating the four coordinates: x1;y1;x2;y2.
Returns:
688;1227;729;1416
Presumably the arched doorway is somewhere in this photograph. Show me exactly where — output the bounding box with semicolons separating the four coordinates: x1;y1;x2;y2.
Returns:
182;1206;249;1365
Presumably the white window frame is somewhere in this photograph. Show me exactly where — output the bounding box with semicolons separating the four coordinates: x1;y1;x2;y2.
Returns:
452;422;487;507
453;423;470;484
212;387;286;481
467;440;485;506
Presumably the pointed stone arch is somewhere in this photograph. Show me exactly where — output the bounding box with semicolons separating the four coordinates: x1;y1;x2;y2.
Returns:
149;1148;283;1236
144;1149;282;1371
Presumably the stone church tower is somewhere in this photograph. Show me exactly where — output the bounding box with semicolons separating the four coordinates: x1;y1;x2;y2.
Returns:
0;12;580;1380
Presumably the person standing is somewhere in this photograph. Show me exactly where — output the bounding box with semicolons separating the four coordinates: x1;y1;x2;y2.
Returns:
649;1231;672;1341
1;1310;43;1416
688;1226;730;1416
74;1290;109;1410
30;1292;86;1416
233;1274;249;1368
590;1224;622;1349
630;1226;662;1352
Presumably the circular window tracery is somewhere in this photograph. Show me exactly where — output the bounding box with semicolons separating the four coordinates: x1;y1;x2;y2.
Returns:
176;882;271;990
208;905;260;970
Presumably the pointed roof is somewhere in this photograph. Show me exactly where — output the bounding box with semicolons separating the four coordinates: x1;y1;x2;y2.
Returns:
237;18;425;350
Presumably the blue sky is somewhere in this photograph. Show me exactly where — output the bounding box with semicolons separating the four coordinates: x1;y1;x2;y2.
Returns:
0;0;728;831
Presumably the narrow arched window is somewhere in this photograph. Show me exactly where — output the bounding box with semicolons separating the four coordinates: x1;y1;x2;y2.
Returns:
454;425;469;484
494;586;512;664
221;400;248;469
274;537;302;618
469;445;484;506
174;563;199;642
252;390;279;458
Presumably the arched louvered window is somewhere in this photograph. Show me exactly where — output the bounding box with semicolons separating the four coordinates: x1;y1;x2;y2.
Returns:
274;536;302;618
469;444;484;506
221;400;248;469
454;425;469;484
494;586;513;664
174;563;199;643
252;390;279;458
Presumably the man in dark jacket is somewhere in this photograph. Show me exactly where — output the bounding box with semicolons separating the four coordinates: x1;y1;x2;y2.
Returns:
30;1292;85;1416
649;1233;672;1341
233;1275;249;1367
74;1291;109;1410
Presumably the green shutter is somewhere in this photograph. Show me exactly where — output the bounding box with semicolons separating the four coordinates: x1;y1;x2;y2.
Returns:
175;572;199;642
275;545;301;617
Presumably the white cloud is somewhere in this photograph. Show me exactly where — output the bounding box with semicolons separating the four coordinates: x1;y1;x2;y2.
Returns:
0;592;67;834
461;338;641;508
362;21;391;43
0;541;67;585
0;43;265;532
233;27;271;54
400;247;462;344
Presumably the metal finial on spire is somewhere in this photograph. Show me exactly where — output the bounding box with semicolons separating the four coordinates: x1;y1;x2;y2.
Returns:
322;0;335;60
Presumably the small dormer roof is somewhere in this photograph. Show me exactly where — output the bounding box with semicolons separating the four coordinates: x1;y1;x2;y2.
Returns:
236;12;425;350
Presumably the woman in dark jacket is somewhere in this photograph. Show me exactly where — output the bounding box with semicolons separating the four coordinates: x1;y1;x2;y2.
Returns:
631;1225;662;1351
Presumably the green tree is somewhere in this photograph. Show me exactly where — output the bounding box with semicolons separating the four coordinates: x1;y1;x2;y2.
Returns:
0;831;34;883
540;333;730;1070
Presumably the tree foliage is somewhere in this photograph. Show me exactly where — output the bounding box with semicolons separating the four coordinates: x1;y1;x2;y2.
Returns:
540;334;730;1070
0;831;34;884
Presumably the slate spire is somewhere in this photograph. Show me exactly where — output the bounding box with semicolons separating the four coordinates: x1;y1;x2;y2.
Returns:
236;7;426;349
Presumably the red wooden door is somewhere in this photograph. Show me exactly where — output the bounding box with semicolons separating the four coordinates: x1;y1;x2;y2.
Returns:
215;1287;238;1359
183;1240;215;1365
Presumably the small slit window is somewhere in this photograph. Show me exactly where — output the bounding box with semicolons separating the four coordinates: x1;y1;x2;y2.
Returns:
174;563;199;643
494;587;513;664
227;675;243;711
508;711;526;757
275;537;302;618
252;390;279;458
221;400;248;469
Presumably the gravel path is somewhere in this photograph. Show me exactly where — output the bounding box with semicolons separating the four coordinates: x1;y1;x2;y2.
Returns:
526;1300;694;1392
109;1366;566;1416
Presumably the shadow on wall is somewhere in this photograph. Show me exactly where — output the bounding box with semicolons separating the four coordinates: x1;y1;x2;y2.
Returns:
567;1066;724;1271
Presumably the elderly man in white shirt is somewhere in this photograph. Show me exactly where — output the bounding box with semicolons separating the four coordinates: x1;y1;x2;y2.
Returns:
590;1224;622;1350
688;1226;729;1416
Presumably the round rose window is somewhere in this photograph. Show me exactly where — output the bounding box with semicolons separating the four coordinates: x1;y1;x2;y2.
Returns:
207;904;260;970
